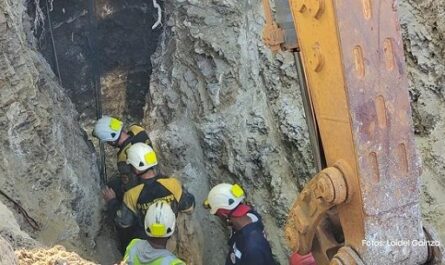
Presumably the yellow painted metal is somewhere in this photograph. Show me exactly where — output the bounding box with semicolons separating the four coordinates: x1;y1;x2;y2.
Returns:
288;0;365;250
284;0;430;263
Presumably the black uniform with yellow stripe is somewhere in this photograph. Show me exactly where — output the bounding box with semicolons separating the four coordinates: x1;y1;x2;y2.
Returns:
107;124;152;204
117;124;152;176
115;175;195;231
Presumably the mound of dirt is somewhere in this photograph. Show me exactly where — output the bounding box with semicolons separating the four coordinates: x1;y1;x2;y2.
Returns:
15;246;100;265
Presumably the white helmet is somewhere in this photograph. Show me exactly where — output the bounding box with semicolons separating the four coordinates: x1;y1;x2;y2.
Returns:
93;116;123;142
126;143;158;171
205;183;245;215
145;201;176;238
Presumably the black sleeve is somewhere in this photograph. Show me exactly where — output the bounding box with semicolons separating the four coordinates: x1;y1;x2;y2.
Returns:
132;130;151;146
106;198;120;220
178;187;195;213
115;203;137;228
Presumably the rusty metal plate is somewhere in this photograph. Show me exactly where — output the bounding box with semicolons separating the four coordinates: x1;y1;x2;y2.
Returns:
287;0;429;263
334;0;427;263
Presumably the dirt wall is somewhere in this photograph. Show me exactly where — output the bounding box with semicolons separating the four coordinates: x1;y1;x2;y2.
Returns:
0;0;444;264
400;0;445;243
0;0;102;258
145;0;445;263
146;0;315;263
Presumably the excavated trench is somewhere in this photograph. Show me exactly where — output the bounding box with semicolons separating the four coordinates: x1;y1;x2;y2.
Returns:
28;0;163;263
33;0;160;124
1;0;445;264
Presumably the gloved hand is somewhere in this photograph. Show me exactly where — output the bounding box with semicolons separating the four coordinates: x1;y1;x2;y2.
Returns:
102;186;116;202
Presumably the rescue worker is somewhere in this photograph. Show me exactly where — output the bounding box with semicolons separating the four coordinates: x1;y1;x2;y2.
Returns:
204;183;276;265
113;143;195;241
93;115;151;200
123;201;185;265
93;115;151;252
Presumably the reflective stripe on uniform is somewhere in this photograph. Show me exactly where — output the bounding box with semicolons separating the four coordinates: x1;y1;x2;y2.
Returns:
154;256;185;265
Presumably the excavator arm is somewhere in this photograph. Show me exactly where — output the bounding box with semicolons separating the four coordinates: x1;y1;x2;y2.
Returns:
262;0;443;264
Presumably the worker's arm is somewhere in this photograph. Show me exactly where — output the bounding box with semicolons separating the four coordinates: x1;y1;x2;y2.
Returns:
178;186;195;213
157;178;195;213
114;186;142;228
115;204;137;228
106;198;120;219
102;186;121;219
128;124;152;146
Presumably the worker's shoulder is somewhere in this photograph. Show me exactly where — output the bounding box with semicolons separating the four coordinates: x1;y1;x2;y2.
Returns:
126;238;143;249
124;184;145;201
156;177;183;200
127;124;150;145
156;176;182;188
127;124;146;134
127;183;145;192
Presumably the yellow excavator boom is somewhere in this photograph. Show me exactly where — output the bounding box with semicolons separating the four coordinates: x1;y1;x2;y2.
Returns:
262;0;443;264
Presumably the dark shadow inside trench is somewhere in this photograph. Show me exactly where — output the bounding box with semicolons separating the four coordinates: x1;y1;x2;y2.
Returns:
26;0;163;262
29;0;162;123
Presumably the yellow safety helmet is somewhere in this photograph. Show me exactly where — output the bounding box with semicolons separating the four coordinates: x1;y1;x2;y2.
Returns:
144;201;176;238
126;143;158;171
204;183;245;215
93;116;123;142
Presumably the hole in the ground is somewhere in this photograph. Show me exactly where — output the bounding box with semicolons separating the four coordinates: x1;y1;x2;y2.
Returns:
26;0;162;263
29;0;162;124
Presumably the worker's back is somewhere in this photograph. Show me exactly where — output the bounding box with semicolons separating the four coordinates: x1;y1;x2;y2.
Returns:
124;239;185;265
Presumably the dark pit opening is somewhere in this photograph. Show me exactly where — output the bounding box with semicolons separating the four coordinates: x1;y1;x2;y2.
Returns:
29;0;162;123
26;0;163;263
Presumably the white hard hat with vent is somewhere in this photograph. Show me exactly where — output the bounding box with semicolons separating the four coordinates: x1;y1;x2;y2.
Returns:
205;183;245;215
144;201;176;238
126;143;158;171
93;116;123;142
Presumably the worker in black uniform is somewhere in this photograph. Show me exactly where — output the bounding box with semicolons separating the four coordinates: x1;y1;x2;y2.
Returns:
109;143;195;248
204;183;276;265
93;115;152;200
93;115;152;252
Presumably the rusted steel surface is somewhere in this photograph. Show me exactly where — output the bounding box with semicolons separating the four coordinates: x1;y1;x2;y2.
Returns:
285;165;348;254
288;0;366;259
334;0;427;263
283;0;430;263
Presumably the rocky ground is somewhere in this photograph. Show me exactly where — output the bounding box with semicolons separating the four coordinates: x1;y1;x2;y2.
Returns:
145;0;312;263
0;0;444;264
0;0;101;260
16;245;96;265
